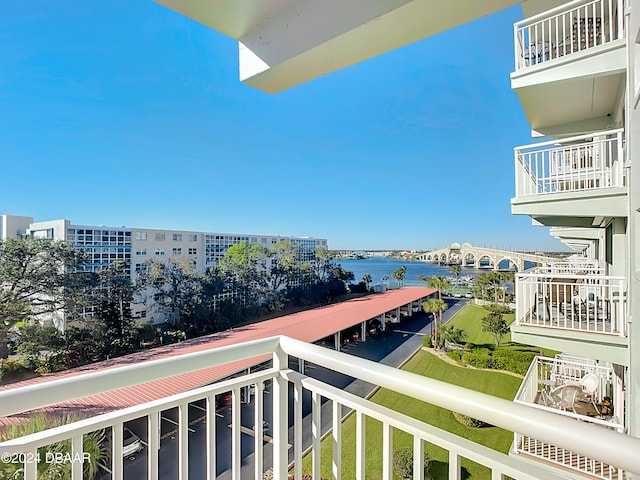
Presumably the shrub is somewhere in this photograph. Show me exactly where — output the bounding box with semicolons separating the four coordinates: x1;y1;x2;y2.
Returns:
393;447;430;479
421;335;433;348
447;351;462;361
0;359;26;380
453;412;492;428
482;304;512;314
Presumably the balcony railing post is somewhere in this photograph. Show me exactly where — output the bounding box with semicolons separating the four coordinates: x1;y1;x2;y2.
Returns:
149;410;160;480
273;342;289;480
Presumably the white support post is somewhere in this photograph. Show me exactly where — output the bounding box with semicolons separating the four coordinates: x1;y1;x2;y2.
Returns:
382;422;392;480
312;391;321;480
413;436;424;480
449;450;462;479
334;332;340;351
293;383;303;480
23;448;37;480
112;422;124;480
332;400;342;480
179;402;189;480
254;381;265;480
299;358;305;375
273;346;289;480
205;397;216;480
71;434;83;480
231;388;241;480
355;410;366;480
148;411;160;480
361;321;366;341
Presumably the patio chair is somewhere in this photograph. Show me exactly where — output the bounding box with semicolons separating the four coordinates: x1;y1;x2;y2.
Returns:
543;384;582;413
578;372;601;414
545;278;576;317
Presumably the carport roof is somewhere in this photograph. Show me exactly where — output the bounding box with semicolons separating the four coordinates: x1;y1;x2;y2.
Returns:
0;287;435;422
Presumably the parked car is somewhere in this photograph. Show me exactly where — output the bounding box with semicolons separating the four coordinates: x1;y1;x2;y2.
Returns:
465;292;473;299
122;427;143;458
453;292;462;298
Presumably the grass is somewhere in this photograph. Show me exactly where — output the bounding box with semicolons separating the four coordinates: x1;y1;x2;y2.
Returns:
297;302;556;479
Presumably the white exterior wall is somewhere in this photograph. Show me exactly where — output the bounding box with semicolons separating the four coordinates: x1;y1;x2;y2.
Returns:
0;215;34;239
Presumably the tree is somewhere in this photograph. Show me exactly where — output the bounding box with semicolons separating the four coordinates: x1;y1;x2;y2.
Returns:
362;273;372;291
426;276;450;344
393;447;430;480
391;265;407;287
0;412;108;480
416;274;426;286
136;258;202;326
0;237;92;355
218;241;267;304
482;311;510;347
381;275;389;287
422;298;448;349
450;264;461;287
439;322;465;347
311;247;333;283
265;240;301;293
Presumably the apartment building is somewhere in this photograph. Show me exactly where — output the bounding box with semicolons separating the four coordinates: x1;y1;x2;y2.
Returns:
506;0;638;478
0;214;328;325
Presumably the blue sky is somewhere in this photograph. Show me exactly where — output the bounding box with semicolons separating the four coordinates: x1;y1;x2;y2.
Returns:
0;2;565;252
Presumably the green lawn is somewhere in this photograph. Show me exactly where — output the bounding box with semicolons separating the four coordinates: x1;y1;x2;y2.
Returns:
297;302;556;479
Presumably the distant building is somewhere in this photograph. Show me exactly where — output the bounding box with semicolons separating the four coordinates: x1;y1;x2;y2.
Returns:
0;214;328;327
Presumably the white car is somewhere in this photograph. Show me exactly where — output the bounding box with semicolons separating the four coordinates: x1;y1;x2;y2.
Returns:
122;427;143;458
465;292;473;299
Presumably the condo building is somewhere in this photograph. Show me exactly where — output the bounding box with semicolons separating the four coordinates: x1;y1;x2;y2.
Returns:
2;1;640;479
0;214;328;325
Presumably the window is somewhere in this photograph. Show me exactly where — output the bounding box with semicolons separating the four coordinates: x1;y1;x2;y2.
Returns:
188;248;197;255
154;249;165;256
135;248;147;256
189;234;198;242
173;247;182;255
173;233;182;241
135;231;147;240
155;232;165;241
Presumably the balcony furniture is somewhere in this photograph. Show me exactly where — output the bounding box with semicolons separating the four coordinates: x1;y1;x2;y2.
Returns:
573;17;602;51
523;41;551;65
545;278;576;317
578;372;601;414
543;384;583;413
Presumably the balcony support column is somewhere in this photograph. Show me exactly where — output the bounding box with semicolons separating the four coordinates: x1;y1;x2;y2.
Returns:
449;450;462;479
273;344;289;480
382;422;393;480
355;411;366;480
254;381;265;480
413;436;424;480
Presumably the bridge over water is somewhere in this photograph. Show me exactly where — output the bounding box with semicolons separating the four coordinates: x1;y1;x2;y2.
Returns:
417;242;557;271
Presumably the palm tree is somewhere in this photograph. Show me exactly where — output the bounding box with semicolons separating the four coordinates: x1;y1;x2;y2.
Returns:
417;274;425;286
450;265;461;287
0;413;108;479
422;298;449;348
426;275;451;346
391;266;407;288
362;273;372;291
381;274;389;287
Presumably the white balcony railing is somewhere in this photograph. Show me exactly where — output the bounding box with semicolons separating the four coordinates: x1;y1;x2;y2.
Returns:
514;0;624;71
513;355;624;479
2;336;640;480
515;269;627;336
514;129;624;198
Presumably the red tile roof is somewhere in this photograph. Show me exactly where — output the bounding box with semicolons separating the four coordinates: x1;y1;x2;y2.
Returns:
0;287;435;422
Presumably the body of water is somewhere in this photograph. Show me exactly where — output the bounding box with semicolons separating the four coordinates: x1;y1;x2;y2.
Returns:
336;257;482;288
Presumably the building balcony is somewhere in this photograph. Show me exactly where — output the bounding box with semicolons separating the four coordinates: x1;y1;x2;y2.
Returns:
1;336;639;480
513;0;624;73
510;0;626;136
513;267;628;364
511;129;626;225
513;355;625;479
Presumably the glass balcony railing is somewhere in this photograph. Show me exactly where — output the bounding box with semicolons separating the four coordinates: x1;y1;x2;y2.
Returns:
513;355;624;479
514;129;625;198
1;336;639;480
515;267;627;337
513;0;624;72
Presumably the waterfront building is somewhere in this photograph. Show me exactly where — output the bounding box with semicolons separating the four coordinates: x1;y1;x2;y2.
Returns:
0;214;328;326
2;2;640;479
